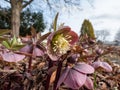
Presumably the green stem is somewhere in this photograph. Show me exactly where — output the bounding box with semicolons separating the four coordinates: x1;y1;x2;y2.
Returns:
93;72;97;89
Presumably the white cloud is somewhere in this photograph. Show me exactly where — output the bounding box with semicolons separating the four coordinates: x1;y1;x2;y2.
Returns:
56;0;120;41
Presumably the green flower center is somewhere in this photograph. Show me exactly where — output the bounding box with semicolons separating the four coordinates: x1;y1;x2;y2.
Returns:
52;34;70;54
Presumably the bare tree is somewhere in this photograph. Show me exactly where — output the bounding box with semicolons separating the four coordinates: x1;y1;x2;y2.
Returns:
114;29;120;42
4;0;33;37
2;0;94;37
95;30;110;42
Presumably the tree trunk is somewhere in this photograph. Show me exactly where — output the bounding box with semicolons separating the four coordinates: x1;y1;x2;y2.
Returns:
11;0;22;37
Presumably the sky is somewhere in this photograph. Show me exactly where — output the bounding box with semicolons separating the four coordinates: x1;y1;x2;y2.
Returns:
1;0;120;41
35;0;120;41
56;0;120;41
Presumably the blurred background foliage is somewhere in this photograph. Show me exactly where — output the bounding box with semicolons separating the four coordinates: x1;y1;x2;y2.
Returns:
0;6;45;36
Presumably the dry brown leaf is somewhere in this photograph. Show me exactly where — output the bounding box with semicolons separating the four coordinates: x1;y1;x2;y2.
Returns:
37;62;45;69
50;70;56;85
98;81;108;90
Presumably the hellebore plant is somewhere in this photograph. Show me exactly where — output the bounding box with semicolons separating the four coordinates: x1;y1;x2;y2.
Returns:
44;13;79;90
0;13;114;90
45;26;79;90
45;13;112;90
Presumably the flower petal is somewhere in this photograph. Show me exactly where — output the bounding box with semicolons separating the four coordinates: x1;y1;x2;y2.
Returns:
57;26;78;45
57;26;71;35
47;32;54;46
84;77;93;89
47;32;60;61
64;69;86;89
92;61;112;72
73;63;94;74
47;44;60;61
1;52;25;62
92;61;101;68
57;66;70;89
66;31;79;45
102;62;112;72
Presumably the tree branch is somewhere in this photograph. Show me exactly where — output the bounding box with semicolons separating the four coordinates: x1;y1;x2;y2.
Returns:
22;0;34;8
4;0;10;3
46;0;52;10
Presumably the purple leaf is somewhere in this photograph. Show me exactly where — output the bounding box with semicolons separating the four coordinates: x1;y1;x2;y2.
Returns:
1;51;25;62
20;44;32;53
33;47;44;57
21;37;32;43
73;63;94;74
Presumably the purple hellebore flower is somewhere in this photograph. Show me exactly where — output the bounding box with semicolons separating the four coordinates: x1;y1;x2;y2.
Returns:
57;63;94;89
47;26;79;61
92;61;112;72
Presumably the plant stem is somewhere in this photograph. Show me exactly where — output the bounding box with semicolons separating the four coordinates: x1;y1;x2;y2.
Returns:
53;61;62;90
28;57;32;72
93;72;97;89
45;59;53;90
53;54;68;90
28;45;34;72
